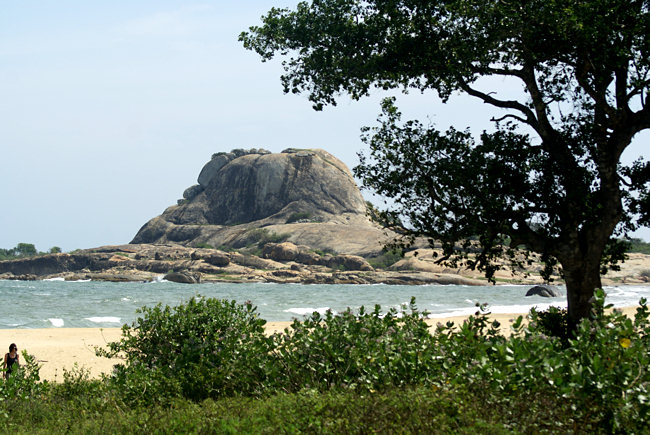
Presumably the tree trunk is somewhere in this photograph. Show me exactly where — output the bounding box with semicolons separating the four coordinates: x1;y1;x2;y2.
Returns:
563;259;603;332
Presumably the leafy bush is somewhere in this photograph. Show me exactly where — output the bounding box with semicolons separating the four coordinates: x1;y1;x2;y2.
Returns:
313;247;338;256
0;352;49;401
286;212;311;223
99;297;273;402
626;238;650;254
193;242;214;249
367;249;404;269
530;305;571;346
270;298;438;392
1;292;650;432
429;291;650;432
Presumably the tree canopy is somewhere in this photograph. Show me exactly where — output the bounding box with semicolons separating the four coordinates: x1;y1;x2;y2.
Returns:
241;0;650;328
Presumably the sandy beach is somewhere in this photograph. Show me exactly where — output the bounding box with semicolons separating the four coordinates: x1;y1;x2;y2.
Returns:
0;306;640;382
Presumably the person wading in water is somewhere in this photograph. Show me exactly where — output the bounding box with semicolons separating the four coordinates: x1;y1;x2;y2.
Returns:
3;343;19;379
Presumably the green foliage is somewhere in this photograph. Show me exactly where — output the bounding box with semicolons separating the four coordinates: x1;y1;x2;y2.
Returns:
271;298;437;392
193;242;214;249
99;297;273;402
367;249;403;269
627;238;650;254
216;244;236;252
313;247;337;256
530;306;571;346
241;0;650;328
14;243;37;257
0;351;49;401
0;243;64;260
286;212;311;223
2;294;650;432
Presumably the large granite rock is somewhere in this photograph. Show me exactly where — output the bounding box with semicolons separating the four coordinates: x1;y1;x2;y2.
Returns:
132;148;390;256
525;285;562;297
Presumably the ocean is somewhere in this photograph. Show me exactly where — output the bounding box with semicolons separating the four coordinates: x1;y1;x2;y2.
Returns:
1;279;649;329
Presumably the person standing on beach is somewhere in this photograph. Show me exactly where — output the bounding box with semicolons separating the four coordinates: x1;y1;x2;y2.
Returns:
3;343;19;379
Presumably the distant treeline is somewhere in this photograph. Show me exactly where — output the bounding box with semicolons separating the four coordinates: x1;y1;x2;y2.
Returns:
0;238;648;261
0;243;61;260
627;238;650;255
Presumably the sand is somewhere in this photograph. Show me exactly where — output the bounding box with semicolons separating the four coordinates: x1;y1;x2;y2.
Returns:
0;306;640;382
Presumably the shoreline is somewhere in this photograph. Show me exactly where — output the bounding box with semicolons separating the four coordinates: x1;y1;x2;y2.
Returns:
0;306;640;382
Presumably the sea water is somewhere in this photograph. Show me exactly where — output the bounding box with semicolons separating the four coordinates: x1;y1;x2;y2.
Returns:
1;279;649;329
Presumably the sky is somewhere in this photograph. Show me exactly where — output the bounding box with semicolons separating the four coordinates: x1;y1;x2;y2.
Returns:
1;1;648;252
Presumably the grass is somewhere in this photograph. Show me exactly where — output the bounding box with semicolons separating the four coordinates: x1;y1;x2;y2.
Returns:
0;387;510;434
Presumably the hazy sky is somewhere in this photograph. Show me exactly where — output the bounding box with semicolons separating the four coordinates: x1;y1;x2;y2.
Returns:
2;1;648;252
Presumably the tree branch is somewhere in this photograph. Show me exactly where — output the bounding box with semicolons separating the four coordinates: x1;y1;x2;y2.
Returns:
491;114;528;124
574;55;618;119
458;81;540;133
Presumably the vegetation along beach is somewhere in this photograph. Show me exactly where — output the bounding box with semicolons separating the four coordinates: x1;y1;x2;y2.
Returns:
2;0;650;433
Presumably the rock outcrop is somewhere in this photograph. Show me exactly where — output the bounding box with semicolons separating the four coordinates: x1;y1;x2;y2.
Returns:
0;244;485;285
131;148;389;256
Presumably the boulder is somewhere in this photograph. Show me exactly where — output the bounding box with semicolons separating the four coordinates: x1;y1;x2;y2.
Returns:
262;242;300;261
296;250;321;265
130;149;389;256
191;251;230;267
525;285;562;297
164;271;201;284
182;185;204;201
328;254;374;271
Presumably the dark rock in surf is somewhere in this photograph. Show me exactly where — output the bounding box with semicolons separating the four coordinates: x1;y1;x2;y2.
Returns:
525;285;562;297
163;271;201;284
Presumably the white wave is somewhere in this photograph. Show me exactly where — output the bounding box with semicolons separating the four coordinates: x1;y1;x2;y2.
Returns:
489;302;566;314
428;307;480;318
44;277;65;282
48;318;64;327
70;279;91;283
284;307;331;316
85;317;121;324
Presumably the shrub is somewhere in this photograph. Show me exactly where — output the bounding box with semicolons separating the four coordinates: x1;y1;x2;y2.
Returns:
193;242;214;249
313;247;338;256
0;351;49;401
431;291;650;432
367;249;404;269
286;212;311;223
270;298;438;392
626;238;650;254
99;297;274;402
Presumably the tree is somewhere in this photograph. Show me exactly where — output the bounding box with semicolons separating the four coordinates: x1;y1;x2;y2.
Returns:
14;243;37;258
241;0;650;329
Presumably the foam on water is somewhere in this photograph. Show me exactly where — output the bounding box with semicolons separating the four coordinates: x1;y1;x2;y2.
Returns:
44;277;65;282
284;307;332;316
48;318;64;327
1;280;648;328
85;317;121;324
